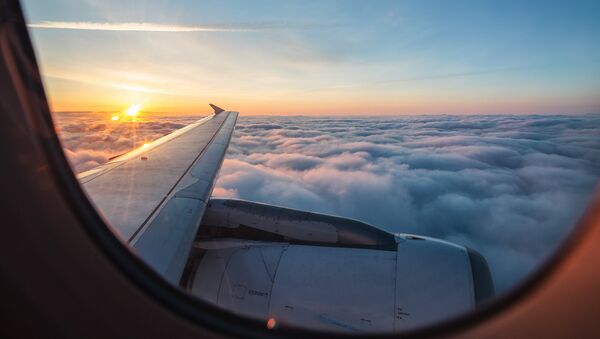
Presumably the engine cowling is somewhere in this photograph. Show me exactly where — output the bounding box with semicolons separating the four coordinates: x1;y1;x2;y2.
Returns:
182;199;494;333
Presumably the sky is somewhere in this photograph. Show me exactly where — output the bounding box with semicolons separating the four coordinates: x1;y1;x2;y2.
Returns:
22;0;600;115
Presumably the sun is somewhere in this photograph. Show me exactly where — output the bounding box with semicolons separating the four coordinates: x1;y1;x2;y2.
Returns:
125;104;142;117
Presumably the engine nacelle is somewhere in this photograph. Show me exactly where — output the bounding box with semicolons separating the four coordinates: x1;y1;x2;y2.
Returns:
183;199;494;333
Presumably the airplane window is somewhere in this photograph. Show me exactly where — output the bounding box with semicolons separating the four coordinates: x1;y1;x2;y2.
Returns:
20;0;600;335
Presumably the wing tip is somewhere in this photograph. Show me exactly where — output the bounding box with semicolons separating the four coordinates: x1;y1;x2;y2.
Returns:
209;104;225;114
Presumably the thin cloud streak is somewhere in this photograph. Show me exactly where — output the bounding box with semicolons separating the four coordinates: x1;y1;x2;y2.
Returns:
27;21;337;33
28;21;260;32
298;61;600;94
43;69;184;96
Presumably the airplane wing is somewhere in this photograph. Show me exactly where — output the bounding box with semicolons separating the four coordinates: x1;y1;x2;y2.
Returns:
78;105;238;283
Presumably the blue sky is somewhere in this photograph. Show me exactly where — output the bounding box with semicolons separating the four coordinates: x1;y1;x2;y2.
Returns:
22;0;600;115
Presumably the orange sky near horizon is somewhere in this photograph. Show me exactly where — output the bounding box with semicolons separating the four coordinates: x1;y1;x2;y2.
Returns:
47;92;600;117
44;72;600;117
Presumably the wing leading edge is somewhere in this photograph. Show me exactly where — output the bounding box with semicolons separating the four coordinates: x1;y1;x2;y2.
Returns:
79;106;238;283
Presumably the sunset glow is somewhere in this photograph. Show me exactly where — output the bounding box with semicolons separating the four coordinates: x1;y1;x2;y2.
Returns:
125;104;142;117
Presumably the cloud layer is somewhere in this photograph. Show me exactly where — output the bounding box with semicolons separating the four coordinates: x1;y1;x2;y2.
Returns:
212;114;600;292
54;112;199;172
56;112;600;292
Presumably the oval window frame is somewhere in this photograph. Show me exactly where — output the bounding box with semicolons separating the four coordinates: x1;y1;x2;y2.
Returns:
1;1;599;337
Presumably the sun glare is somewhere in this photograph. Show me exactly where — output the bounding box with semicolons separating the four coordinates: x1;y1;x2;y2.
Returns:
111;115;120;121
125;104;142;117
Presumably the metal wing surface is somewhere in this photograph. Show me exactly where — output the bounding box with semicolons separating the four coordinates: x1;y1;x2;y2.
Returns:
78;106;238;283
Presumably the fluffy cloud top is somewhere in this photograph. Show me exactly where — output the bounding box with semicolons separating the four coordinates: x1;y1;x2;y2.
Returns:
55;112;600;292
214;115;600;292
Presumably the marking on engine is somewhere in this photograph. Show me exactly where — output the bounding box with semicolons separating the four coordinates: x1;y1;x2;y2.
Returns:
248;289;269;297
396;307;410;319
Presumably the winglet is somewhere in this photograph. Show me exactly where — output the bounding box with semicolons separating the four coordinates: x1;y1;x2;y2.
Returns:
209;104;225;114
